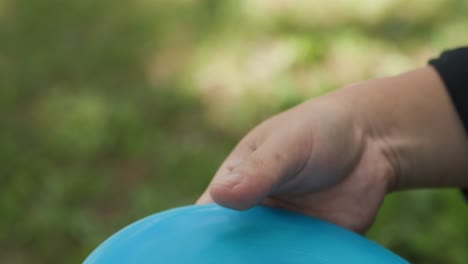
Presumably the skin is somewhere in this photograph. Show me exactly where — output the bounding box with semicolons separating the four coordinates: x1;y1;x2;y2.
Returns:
196;66;468;233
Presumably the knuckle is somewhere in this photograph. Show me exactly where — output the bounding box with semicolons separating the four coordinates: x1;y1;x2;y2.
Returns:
248;156;267;170
235;158;267;177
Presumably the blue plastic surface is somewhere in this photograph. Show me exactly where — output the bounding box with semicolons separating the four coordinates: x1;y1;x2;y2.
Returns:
84;204;408;264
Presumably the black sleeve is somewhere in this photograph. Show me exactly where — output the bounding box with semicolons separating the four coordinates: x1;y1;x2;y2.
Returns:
428;47;468;199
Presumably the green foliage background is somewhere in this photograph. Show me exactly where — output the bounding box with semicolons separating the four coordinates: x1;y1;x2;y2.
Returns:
0;0;467;263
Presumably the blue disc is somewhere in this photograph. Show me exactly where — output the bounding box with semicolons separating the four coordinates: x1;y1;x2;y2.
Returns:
84;204;408;264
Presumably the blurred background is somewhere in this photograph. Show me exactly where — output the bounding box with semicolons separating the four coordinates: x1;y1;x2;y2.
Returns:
1;0;467;263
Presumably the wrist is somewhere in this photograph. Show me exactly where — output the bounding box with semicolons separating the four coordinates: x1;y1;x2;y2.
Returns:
340;67;468;190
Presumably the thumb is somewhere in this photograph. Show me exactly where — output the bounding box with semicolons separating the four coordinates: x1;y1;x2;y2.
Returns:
209;136;309;210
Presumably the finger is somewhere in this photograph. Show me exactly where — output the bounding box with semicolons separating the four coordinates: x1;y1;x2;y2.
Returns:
209;134;309;210
196;157;244;204
196;135;261;205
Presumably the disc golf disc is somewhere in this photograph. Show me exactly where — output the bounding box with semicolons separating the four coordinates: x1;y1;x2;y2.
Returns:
84;204;408;264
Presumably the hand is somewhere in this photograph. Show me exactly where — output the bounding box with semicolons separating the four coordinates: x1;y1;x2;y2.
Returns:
197;66;468;233
197;93;394;233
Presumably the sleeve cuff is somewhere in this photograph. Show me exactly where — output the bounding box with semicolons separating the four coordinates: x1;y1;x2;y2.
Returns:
429;47;468;133
429;47;468;200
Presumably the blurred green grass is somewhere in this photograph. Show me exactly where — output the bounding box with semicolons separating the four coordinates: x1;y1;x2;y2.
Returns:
0;0;467;263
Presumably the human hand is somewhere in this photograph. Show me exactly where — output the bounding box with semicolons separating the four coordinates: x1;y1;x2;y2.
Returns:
197;66;468;233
